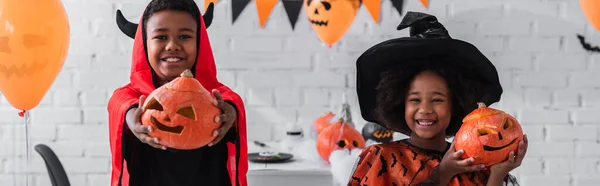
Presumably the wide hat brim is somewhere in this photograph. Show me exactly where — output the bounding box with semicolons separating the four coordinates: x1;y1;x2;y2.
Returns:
356;37;503;124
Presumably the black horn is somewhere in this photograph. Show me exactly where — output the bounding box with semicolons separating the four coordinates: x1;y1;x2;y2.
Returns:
203;2;214;28
115;2;215;39
116;9;138;39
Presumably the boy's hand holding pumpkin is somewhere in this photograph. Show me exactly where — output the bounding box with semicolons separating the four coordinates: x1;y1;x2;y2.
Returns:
126;95;167;150
209;89;237;146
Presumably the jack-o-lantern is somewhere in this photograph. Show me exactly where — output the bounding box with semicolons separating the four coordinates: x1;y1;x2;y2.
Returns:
141;69;222;150
361;122;394;143
304;0;360;47
454;102;524;167
0;0;70;110
316;118;366;162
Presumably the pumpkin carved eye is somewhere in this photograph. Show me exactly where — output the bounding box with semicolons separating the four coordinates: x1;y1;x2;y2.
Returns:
503;120;513;130
145;97;163;111
336;139;348;148
477;128;496;136
352;140;359;147
176;105;197;121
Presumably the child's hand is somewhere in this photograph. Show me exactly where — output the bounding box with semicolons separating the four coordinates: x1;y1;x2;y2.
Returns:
488;135;528;182
438;142;486;180
209;89;238;146
125;95;166;150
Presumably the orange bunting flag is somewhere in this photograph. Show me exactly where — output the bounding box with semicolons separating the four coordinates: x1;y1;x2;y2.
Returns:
205;0;218;11
420;0;429;8
363;0;381;23
256;0;279;28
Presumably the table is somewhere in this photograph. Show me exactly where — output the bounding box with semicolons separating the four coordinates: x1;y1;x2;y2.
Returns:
246;141;337;186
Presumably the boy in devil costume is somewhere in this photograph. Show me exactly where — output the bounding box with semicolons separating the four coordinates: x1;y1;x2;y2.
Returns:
349;12;527;185
108;1;247;186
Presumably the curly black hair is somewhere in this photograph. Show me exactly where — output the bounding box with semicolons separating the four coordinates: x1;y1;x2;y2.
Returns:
373;55;487;138
141;0;201;35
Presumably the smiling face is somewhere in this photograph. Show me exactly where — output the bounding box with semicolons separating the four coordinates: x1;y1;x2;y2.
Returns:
404;71;453;140
455;103;524;166
145;10;198;84
304;0;360;45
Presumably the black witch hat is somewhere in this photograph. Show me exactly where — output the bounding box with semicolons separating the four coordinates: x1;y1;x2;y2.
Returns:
356;11;503;124
115;2;215;39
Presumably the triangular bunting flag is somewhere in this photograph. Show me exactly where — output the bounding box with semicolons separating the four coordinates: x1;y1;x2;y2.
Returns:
204;0;218;11
390;0;404;16
420;0;429;8
232;0;251;24
363;0;381;23
282;0;303;30
256;0;279;28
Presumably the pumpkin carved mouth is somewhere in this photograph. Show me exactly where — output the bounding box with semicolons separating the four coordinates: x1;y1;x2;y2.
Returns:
309;19;328;26
483;138;517;151
150;116;184;134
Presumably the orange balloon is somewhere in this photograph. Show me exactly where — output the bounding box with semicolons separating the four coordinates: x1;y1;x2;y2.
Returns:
304;0;360;47
0;0;70;110
580;0;600;32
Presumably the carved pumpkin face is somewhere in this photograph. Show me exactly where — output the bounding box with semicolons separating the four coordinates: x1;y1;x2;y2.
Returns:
361;122;395;143
316;119;366;162
454;103;524;167
0;0;70;110
304;0;360;46
141;69;221;150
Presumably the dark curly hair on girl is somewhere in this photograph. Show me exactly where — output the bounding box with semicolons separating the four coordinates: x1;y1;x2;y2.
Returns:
373;55;487;138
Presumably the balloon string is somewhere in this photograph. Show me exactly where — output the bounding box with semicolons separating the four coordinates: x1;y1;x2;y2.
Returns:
18;110;30;186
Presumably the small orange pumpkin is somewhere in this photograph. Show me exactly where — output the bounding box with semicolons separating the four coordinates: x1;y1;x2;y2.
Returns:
141;69;221;150
316;118;365;162
454;102;524;167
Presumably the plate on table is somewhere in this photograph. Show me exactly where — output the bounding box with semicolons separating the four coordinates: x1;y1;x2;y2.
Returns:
248;152;294;163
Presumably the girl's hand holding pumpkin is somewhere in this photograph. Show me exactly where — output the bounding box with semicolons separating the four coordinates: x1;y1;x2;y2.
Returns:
126;95;167;150
208;89;237;147
487;135;528;185
437;142;486;184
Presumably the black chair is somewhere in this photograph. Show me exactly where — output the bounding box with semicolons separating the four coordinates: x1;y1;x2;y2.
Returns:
35;144;70;186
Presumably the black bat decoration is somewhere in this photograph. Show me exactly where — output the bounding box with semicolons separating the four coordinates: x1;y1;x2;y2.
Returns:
577;34;600;53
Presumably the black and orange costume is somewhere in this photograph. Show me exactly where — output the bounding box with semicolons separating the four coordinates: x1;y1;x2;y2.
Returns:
350;12;519;186
108;2;247;186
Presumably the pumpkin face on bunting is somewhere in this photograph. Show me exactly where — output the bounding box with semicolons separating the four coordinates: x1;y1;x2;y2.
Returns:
454;102;524;167
304;0;360;47
361;122;394;143
316;118;366;162
141;69;222;150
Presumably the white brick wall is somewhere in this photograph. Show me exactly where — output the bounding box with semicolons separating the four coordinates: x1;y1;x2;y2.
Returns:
0;0;599;185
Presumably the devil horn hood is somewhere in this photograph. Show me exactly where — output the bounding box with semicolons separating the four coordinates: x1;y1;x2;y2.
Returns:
116;2;214;39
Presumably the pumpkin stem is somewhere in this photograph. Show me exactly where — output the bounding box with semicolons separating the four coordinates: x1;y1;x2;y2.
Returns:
477;102;487;108
180;69;194;78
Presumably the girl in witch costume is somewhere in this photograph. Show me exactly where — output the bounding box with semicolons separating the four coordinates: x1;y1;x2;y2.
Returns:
108;1;247;186
349;12;528;186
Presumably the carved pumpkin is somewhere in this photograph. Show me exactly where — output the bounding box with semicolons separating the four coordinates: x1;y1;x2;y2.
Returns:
316;118;365;162
314;111;334;134
141;69;221;150
304;0;360;47
361;122;394;143
0;0;70;110
454;102;524;167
